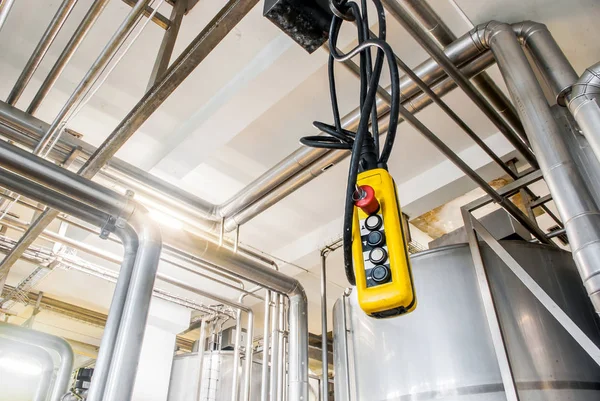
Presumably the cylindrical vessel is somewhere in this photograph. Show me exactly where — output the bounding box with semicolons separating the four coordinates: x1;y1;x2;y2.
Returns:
333;242;600;400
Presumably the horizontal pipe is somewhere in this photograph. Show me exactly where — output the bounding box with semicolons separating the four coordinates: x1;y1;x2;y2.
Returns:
216;29;490;219
224;50;496;230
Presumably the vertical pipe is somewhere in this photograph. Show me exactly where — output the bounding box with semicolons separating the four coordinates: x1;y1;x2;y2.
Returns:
195;318;208;401
260;291;271;401
270;294;280;399
568;62;600;165
481;22;600;314
276;296;285;401
0;0;16;32
86;226;139;401
320;253;328;401
231;308;243;401
241;310;254;401
27;0;112;114
288;289;309;401
102;208;162;401
6;0;78;106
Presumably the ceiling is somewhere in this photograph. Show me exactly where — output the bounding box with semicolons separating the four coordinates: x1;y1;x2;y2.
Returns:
0;0;598;345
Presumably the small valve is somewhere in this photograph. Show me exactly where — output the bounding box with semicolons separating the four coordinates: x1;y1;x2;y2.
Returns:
354;185;380;215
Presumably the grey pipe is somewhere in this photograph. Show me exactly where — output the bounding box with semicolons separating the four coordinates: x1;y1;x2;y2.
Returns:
0;337;55;401
260;290;271;401
86;225;139;401
103;207;162;401
27;0;112;114
320;253;328;401
381;0;535;165
223;51;497;230
6;0;78;106
0;322;74;401
398;0;525;138
276;296;285;401
270;293;281;399
0;0;15;32
195;318;208;401
568;62;600;165
476;21;600;313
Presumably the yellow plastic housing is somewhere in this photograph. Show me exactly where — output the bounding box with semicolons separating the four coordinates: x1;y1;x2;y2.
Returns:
352;168;417;318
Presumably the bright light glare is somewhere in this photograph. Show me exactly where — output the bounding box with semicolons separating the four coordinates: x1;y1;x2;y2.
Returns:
0;356;42;376
148;209;184;229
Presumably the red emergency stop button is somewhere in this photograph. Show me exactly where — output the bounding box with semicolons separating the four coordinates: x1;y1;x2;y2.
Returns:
355;185;380;215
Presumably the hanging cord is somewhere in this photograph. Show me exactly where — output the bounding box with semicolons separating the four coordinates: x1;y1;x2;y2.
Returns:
300;0;400;285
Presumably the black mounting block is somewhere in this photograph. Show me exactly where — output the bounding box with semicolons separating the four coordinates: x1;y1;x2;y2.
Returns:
264;0;333;53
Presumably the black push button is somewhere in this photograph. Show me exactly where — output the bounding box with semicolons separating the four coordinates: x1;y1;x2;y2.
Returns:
365;214;382;231
367;231;385;247
369;247;387;264
371;265;390;283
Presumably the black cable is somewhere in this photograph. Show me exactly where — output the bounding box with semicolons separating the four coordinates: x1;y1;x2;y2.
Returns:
301;0;401;285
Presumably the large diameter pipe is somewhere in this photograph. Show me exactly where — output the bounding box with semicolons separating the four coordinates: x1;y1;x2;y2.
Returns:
568;62;600;165
320;253;328;401
6;0;78;106
381;0;536;165
512;21;578;106
27;0;112;114
86;225;139;401
480;22;600;313
103;207;162;401
399;0;525;138
223;51;496;230
0;322;74;401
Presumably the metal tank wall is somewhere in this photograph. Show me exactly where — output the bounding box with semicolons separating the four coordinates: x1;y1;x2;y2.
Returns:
333;242;600;400
167;350;321;401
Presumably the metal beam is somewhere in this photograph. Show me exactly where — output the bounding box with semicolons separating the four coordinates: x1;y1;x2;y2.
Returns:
121;0;171;30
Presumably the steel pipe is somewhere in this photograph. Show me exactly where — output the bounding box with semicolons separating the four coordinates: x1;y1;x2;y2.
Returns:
568;62;600;165
320;252;328;401
0;0;15;32
0;321;74;401
6;0;78;106
381;0;536;165
260;290;271;401
223;51;497;230
86;225;138;401
270;293;280;400
27;0;111;114
478;22;600;314
195;318;208;401
398;0;525;137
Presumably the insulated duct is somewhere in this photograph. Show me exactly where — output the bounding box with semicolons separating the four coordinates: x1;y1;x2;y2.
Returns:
568;62;600;166
473;21;600;314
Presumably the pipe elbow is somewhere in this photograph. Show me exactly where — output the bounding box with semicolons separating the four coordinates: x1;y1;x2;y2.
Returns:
511;20;549;46
569;62;600;114
289;280;307;304
128;203;162;247
469;21;510;50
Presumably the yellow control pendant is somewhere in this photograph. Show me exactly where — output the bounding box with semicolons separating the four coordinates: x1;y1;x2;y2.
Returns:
352;168;416;318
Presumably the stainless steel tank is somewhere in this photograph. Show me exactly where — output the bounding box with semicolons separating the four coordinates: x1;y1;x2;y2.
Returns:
333;242;600;400
167;350;321;400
